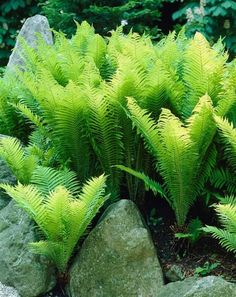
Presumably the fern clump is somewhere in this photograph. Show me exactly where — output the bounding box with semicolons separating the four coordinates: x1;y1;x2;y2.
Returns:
117;95;218;226
0;22;235;216
1;174;108;274
203;196;236;255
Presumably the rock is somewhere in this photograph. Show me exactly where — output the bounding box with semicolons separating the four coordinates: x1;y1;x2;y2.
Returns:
157;275;236;297
0;282;20;297
69;199;163;297
0;200;56;297
7;15;53;71
0;159;16;210
165;264;185;282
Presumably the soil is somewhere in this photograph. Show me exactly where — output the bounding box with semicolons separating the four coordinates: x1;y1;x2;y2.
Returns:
152;218;236;283
144;194;236;283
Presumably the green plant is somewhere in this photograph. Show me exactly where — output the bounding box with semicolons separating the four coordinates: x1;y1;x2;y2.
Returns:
194;261;220;276
175;218;203;245
0;136;37;184
40;0;171;39
203;196;236;254
0;173;108;274
1;24;235;207
117;94;218;226
173;0;236;57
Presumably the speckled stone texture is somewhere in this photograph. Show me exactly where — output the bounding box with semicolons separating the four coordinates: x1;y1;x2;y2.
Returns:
0;282;20;297
0;200;56;297
7;15;53;71
157;275;236;297
69;199;164;297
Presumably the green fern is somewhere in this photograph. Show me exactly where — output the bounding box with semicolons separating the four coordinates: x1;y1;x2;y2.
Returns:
122;95;217;226
215;116;236;171
0;174;108;273
0;136;37;184
203;197;236;254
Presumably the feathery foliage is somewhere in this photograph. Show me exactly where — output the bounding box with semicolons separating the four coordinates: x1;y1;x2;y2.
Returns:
0;136;37;184
0;23;235;208
203;196;236;254
120;95;218;226
0;174;108;273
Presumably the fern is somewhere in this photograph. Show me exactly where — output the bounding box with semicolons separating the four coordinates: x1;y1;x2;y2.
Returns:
30;166;80;196
215;116;236;171
0;174;108;273
123;96;216;226
210;168;236;195
0;136;37;184
203;197;236;254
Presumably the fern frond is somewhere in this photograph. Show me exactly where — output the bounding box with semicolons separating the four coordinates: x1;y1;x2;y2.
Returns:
215;116;236;170
0;183;47;232
187;94;215;155
126;97;160;161
210;168;236;194
86;87;123;199
203;196;236;254
183;32;226;117
0;137;36;183
203;226;236;254
157;108;199;226
115;165;166;199
30;166;80;196
0;174;108;273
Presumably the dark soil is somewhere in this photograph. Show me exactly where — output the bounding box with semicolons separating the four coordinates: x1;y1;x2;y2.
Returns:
152;218;236;283
144;193;236;284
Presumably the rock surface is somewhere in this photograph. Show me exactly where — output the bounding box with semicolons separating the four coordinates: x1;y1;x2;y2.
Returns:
69;199;163;297
0;200;56;297
0;282;20;297
165;264;185;282
0;159;16;210
157;276;236;297
7;15;53;71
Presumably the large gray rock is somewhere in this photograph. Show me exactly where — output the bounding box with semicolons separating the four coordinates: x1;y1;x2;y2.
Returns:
7;15;53;71
0;282;20;297
0;159;16;210
0;200;56;297
157;276;236;297
69;199;163;297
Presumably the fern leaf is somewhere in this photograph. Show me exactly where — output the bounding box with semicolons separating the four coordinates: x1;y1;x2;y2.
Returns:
115;164;166;199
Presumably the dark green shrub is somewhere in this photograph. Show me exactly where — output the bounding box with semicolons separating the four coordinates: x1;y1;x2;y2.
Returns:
40;0;172;38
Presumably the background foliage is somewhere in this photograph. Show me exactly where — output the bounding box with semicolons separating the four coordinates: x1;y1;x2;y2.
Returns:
173;0;236;57
1;0;236;66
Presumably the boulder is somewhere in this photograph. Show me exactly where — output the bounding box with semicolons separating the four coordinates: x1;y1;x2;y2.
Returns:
0;200;56;297
69;199;163;297
0;282;20;297
0;159;16;210
157;275;236;297
7;15;53;71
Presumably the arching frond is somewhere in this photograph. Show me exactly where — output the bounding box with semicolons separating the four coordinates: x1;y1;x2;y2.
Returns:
215;116;236;170
0;174;108;273
0;136;37;183
203;199;236;254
